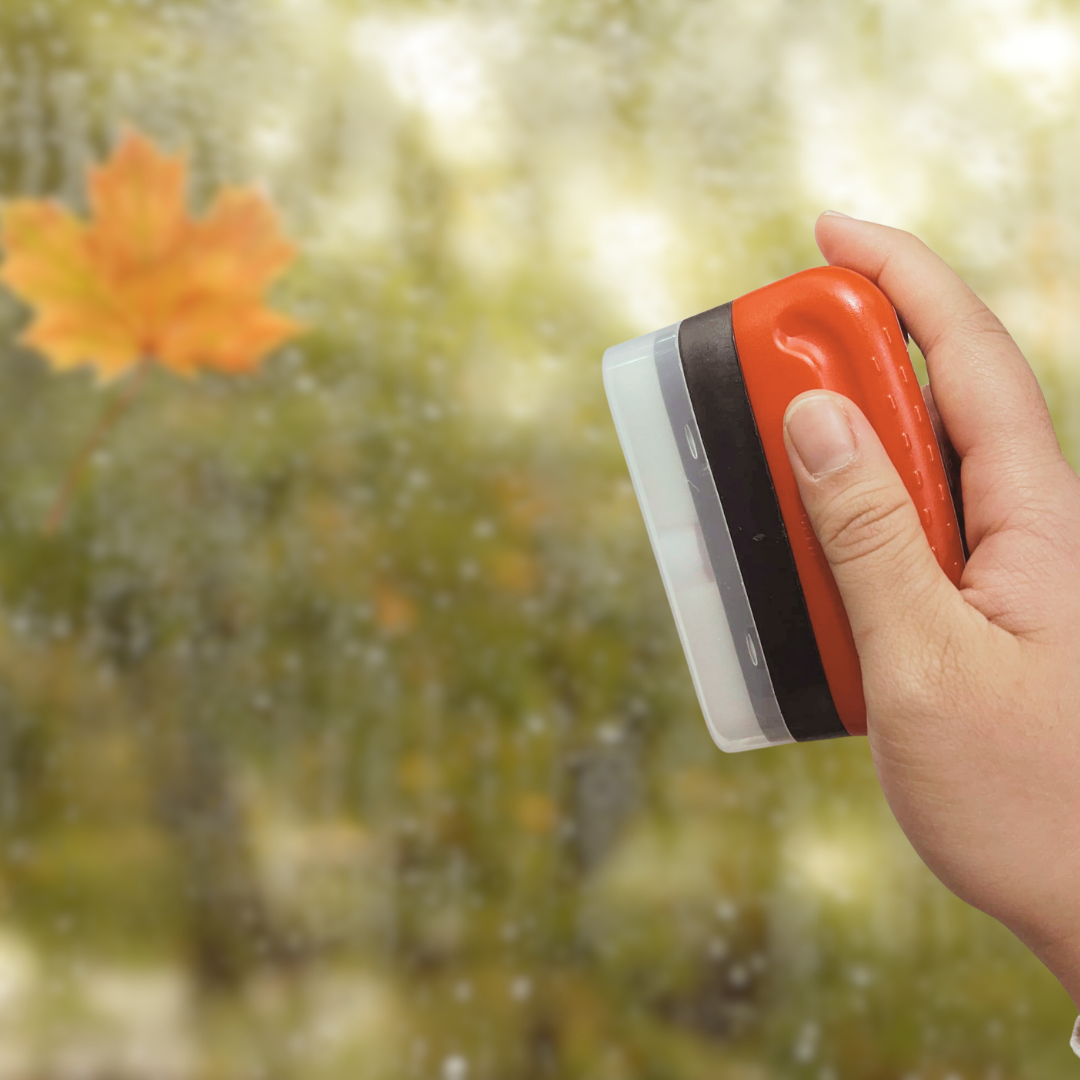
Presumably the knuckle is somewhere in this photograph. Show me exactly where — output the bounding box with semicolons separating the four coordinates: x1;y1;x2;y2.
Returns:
894;227;926;252
953;303;1012;345
816;482;916;570
891;229;937;268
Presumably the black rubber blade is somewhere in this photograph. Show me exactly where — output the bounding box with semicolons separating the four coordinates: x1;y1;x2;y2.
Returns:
678;304;847;742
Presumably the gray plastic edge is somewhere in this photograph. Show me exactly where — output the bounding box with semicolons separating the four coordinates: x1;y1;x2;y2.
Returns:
652;327;791;745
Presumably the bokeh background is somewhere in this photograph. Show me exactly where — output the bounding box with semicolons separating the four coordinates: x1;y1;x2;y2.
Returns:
0;0;1077;1076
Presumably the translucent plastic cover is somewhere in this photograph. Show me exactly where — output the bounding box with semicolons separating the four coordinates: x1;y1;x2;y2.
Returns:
602;326;792;752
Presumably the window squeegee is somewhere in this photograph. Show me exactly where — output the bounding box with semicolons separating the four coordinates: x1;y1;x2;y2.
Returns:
603;267;966;751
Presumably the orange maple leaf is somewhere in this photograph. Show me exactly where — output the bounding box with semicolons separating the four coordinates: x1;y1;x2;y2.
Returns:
0;129;301;379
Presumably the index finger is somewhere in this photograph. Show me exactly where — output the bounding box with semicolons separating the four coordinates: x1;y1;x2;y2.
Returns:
815;213;1062;546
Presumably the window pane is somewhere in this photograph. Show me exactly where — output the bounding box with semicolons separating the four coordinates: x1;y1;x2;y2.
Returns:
0;1;1075;1077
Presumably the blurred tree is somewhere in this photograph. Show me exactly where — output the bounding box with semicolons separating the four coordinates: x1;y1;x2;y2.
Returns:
0;0;1074;1077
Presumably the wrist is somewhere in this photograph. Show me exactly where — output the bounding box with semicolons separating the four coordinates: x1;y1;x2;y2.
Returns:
1024;928;1080;1011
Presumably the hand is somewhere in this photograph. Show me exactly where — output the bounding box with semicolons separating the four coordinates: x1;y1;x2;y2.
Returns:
782;213;1080;1007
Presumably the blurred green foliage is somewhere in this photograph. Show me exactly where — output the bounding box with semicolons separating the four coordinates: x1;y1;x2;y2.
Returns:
0;0;1076;1076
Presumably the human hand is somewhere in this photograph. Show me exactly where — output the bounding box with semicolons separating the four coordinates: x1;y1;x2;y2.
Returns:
782;213;1080;1007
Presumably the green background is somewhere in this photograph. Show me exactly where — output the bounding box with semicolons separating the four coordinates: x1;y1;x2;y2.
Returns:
0;0;1076;1075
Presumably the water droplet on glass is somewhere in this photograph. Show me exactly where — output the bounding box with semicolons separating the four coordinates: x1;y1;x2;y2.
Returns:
442;1055;468;1080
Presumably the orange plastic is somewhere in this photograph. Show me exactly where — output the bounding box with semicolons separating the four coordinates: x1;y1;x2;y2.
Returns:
732;267;965;736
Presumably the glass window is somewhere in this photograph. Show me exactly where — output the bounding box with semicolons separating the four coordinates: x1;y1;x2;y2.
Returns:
0;1;1075;1076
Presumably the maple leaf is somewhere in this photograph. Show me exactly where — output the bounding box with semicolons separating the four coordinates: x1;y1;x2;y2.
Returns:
0;129;301;379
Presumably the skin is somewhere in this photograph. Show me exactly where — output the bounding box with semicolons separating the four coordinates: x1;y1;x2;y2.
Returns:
782;213;1080;1008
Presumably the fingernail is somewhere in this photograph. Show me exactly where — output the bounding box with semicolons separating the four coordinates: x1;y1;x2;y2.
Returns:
785;395;856;477
821;210;852;218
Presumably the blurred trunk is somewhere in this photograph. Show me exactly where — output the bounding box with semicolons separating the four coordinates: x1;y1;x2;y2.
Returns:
99;577;304;995
144;704;297;994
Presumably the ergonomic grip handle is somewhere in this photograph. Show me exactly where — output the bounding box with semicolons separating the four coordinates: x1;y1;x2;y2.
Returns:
731;266;965;735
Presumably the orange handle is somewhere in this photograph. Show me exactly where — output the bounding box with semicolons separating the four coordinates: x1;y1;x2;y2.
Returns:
732;266;965;736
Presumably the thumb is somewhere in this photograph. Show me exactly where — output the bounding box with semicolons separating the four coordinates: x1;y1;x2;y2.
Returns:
782;391;956;655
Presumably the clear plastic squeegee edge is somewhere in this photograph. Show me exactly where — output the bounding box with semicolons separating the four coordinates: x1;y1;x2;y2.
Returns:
602;325;793;752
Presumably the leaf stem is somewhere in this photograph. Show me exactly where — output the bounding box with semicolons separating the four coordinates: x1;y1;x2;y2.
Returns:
44;360;152;535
